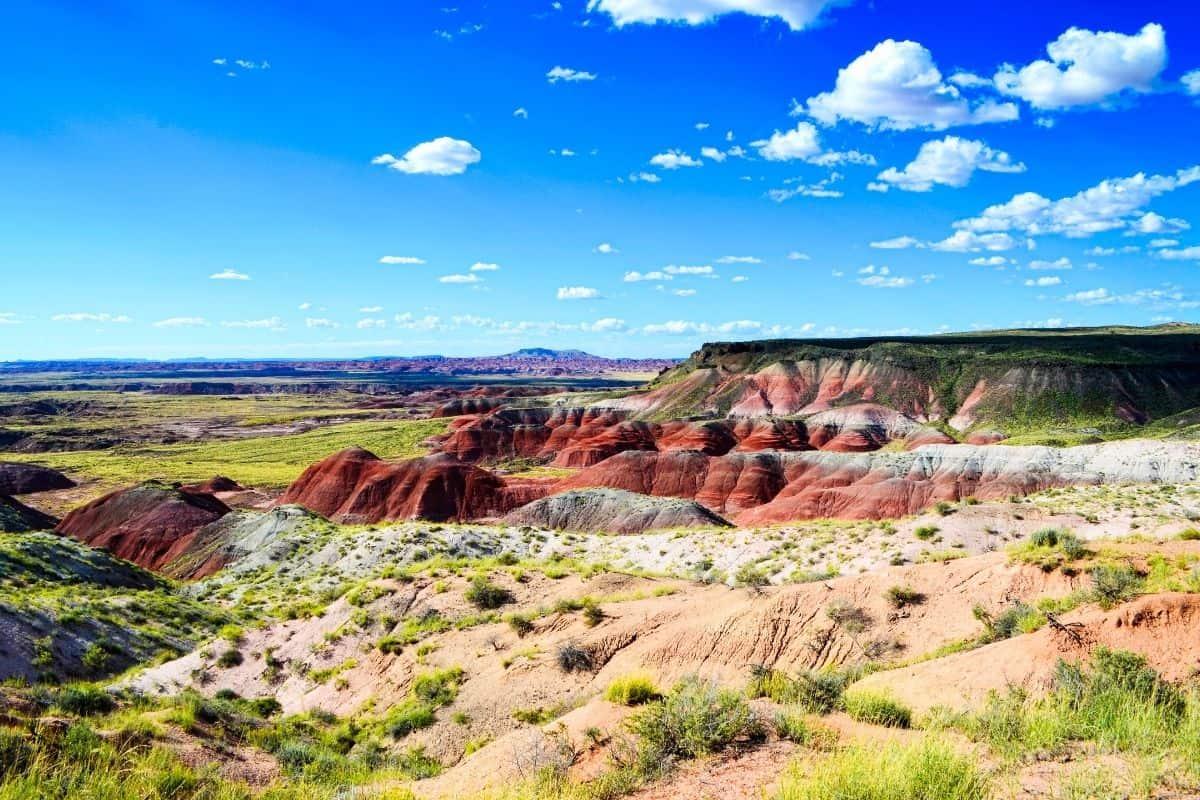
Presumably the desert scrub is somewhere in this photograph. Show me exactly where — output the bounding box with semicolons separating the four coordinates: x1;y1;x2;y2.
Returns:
605;674;660;706
465;576;514;609
1089;563;1143;609
555;642;593;673
884;585;926;608
626;676;764;761
1011;528;1087;571
842;690;912;728
774;738;989;800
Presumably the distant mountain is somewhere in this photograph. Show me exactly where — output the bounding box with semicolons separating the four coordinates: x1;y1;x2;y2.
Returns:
503;348;595;359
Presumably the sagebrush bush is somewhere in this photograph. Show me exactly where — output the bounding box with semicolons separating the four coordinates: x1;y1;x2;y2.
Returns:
627;676;763;761
465;576;514;610
1089;564;1143;609
842;690;912;728
55;684;115;716
605;674;660;706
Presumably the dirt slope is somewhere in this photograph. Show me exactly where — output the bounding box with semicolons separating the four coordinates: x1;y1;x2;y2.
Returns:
502;488;732;533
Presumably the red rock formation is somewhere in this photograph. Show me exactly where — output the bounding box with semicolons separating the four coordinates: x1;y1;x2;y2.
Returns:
56;483;231;571
278;448;543;524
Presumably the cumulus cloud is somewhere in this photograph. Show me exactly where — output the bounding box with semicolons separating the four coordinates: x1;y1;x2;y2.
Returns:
210;268;250;280
0;313;19;325
767;175;843;202
994;23;1167;109
930;230;1021;252
855;265;913;288
805;39;1019;130
305;318;340;328
356;318;387;329
440;273;482;284
547;65;596;83
470;262;501;271
584;317;626;332
870;236;924;249
731;275;749;283
787;251;811;260
673;288;697;296
372;137;481;175
624;270;672;282
359;306;384;313
1063;285;1196;308
806;150;876;167
628;171;663;183
1127;211;1190;235
379;255;426;265
52;312;132;323
513;107;529;118
153;317;209;328
640;319;772;336
650;150;702;169
663;264;715;275
1029;257;1072;270
1184;70;1200;96
754;122;822;161
969;256;1009;266
716;255;761;264
557;286;601;300
873;136;1025;192
952;166;1200;238
700;146;727;162
222;317;284;330
1156;246;1200;260
594;243;618;254
586;0;843;30
1025;276;1063;287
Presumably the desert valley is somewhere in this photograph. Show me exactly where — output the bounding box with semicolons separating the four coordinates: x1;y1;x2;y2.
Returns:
2;327;1200;799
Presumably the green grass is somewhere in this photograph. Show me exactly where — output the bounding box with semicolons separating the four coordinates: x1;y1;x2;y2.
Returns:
604;674;660;706
8;417;448;489
842;691;912;728
773;738;990;800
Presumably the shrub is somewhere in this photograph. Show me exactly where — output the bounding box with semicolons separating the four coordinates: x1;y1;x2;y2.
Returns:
384;700;437;738
218;624;245;644
396;745;443;779
913;525;939;540
735;562;771;589
582;602;605;627
80;642;111;673
1090;564;1143;609
55;684;115;716
842;690;912;728
555;642;593;673
973;602;1042;643
792;669;853;714
506;612;535;637
934;501;955;516
775;739;989;800
217;649;244;668
605;674;660;706
411;666;464;707
0;729;31;777
1178;528;1200;541
772;708;812;744
884;585;925;609
465;577;513;610
627;676;763;761
747;666;797;704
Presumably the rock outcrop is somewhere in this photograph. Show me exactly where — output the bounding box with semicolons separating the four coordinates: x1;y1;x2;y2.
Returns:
278;448;543;524
162;505;323;579
0;495;57;532
502;488;732;534
559;441;1200;523
56;482;231;571
0;462;76;495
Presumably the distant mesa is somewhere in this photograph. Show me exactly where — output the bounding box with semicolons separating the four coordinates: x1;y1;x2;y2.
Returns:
503;487;731;534
0;462;76;495
503;347;594;359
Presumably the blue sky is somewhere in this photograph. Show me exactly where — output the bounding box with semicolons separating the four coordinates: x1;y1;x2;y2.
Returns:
2;0;1199;359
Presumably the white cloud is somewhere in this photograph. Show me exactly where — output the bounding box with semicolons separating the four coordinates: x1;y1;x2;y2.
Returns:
557;286;601;300
870;235;924;249
305;318;340;328
949;71;990;88
394;313;443;331
1184;70;1200;96
624;270;672;282
153;317;209;328
359;305;384;313
222;317;284;330
951;166;1200;238
594;243;618;254
52;312;132;323
1029;257;1072;270
469;262;500;272
767;175;843;202
640;318;770;336
356;318;387;329
787;251;811;260
969;256;1009;266
551;147;576;157
695;121;710;130
1128;211;1190;235
663;264;714;275
806;149;876;167
1062;285;1197;309
584;317;627;332
298;302;311;310
855;266;914;288
379;255;426;265
440;273;482;284
716;255;761;264
873;136;1025;192
805;39;1019;130
650;150;702;169
930;230;1020;252
1025;276;1062;287
1149;239;1179;248
1156;246;1200;261
547;65;596;83
210;268;250;280
994;23;1167;109
513;107;529;118
700;146;727;162
1085;245;1140;256
731;275;749;283
673;288;697;296
586;0;844;31
0;313;18;326
372;136;481;176
628;171;662;183
754;122;822;161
